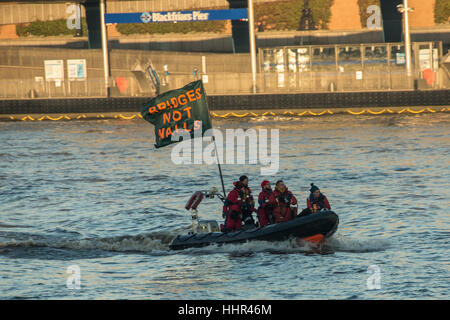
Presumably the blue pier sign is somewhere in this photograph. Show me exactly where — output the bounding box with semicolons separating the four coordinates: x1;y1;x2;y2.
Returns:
105;9;248;24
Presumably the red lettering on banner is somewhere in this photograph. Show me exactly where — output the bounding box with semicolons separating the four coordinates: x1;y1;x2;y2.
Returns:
170;97;179;108
186;90;196;102
178;94;188;105
149;106;158;114
162;113;171;124
157;102;166;111
172;110;182;121
195;87;202;100
183;106;192;118
157;128;165;139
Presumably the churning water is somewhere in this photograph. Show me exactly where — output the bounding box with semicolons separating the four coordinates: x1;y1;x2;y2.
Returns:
0;113;448;299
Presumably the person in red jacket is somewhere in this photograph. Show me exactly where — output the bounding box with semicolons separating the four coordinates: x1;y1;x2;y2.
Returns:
221;181;245;232
307;183;331;213
257;180;273;227
269;180;298;223
238;175;256;225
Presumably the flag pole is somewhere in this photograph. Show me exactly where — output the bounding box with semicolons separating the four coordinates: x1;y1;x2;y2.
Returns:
212;135;226;199
206;88;226;199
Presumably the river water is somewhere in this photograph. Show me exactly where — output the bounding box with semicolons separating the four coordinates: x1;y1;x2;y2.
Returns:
0;113;449;299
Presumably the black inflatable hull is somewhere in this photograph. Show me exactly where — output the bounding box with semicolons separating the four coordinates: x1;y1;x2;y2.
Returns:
169;210;339;250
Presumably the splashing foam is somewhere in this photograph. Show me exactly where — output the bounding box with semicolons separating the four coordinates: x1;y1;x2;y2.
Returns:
0;230;390;255
0;231;176;253
181;234;390;255
181;237;320;255
322;233;391;253
59;232;176;252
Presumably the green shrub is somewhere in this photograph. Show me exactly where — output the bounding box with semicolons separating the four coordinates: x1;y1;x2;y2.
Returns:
15;23;29;37
254;0;334;30
119;0;334;34
435;0;450;24
16;18;87;37
116;20;226;35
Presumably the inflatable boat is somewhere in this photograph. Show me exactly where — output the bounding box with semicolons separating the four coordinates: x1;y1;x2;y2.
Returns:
169;189;339;250
170;210;338;250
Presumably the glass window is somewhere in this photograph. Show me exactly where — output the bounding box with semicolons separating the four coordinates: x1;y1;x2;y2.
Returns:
286;47;311;72
337;46;362;72
364;45;388;71
275;49;285;73
390;44;406;69
311;47;335;72
261;49;276;73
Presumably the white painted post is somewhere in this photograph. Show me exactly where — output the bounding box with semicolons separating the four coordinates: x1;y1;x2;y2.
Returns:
100;0;110;97
248;0;257;93
202;55;206;74
404;0;412;77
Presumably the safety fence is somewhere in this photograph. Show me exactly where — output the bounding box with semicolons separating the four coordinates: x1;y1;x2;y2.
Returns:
151;71;443;95
0;78;107;99
259;42;444;91
2;71;446;100
1;41;447;99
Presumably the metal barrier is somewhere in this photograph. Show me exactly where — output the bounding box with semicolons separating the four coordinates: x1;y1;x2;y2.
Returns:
259;42;443;91
0;79;107;99
0;70;446;100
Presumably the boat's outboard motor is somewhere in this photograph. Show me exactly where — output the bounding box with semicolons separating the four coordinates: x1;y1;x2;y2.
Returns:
185;188;220;234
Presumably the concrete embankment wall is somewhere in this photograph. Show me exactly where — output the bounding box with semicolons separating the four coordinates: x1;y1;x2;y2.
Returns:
1;90;449;116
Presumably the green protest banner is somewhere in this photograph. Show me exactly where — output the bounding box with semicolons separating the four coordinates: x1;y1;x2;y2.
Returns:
141;80;212;148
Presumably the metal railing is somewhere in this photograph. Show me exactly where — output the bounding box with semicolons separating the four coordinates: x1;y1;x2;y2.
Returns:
259;42;443;90
0;79;107;99
3;69;446;100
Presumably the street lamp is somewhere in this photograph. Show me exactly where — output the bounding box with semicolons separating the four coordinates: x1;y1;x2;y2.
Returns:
397;0;414;79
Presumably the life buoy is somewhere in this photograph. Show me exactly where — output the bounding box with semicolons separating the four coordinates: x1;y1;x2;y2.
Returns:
185;191;204;210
